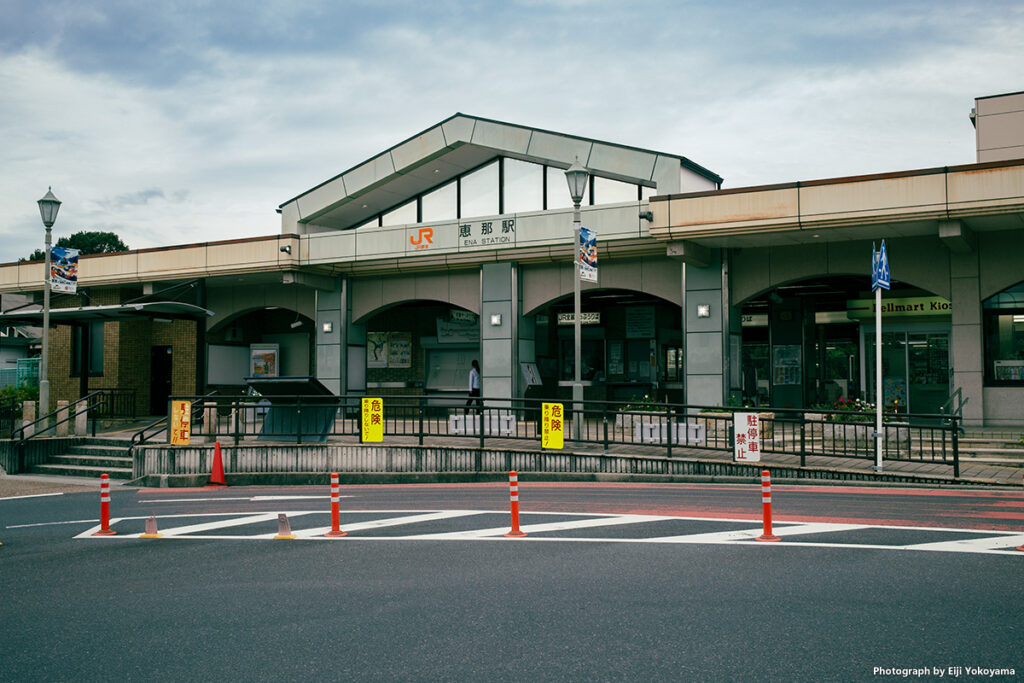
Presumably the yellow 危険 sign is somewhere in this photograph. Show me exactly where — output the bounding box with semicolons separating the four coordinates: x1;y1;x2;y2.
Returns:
542;402;564;449
170;400;192;445
361;397;383;443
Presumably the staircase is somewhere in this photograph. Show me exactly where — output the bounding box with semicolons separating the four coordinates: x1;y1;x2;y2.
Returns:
958;433;1024;467
30;438;134;479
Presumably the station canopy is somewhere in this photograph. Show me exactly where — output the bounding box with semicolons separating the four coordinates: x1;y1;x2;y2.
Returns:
0;301;214;325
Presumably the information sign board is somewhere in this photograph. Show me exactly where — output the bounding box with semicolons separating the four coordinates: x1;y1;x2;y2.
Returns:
733;412;761;462
542;402;564;449
361;397;383;443
170;400;192;445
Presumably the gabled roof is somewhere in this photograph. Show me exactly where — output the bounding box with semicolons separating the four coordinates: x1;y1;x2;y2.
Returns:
279;113;721;231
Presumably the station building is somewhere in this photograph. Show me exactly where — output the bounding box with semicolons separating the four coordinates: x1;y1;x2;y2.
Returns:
2;92;1023;427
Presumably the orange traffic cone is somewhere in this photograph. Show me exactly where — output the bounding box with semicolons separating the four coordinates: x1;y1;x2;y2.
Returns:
274;513;296;540
206;441;227;487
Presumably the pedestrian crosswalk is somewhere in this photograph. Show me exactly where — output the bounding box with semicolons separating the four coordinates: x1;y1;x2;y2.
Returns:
72;510;1024;556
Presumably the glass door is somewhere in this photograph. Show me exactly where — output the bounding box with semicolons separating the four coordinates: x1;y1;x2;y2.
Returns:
862;327;950;415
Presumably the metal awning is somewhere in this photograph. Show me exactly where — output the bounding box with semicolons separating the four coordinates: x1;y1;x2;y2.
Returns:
0;301;214;325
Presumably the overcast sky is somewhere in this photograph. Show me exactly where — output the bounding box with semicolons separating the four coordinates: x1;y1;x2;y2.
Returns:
2;0;1022;262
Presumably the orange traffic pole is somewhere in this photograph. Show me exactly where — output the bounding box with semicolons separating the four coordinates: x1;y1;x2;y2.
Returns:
93;473;117;536
504;471;527;538
324;472;347;537
756;470;780;542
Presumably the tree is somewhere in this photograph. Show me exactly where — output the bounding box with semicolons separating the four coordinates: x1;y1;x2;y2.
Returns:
23;231;129;262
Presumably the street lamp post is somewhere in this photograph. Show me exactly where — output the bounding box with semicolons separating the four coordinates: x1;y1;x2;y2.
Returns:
564;160;589;442
37;187;61;422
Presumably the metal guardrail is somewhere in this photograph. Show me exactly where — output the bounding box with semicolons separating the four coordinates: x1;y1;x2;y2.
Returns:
0;396;18;438
129;391;216;454
167;394;961;476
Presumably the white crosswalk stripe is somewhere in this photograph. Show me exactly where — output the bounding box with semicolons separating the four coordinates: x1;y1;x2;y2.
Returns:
71;510;1024;556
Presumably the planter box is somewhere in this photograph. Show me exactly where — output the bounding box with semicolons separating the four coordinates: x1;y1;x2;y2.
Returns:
637;420;707;446
817;421;910;451
448;413;515;436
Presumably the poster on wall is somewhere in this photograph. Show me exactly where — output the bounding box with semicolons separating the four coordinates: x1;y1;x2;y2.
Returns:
436;316;480;343
367;332;389;367
608;340;624;376
388;332;412;368
250;344;279;377
625;306;655;338
772;344;802;385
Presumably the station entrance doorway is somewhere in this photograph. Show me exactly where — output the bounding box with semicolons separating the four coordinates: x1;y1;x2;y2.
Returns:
741;277;951;412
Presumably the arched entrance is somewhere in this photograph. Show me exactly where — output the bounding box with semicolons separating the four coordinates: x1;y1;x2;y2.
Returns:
741;276;951;413
360;301;479;401
528;289;682;404
206;307;315;392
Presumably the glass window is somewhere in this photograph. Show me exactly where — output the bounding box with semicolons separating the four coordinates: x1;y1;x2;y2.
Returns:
72;322;104;376
353;216;379;230
421;181;457;222
503;159;543;213
641;185;657;200
986;313;1024;382
459;161;499;218
545;167;575;209
594;176;638;204
983;281;1024;384
381;200;417;227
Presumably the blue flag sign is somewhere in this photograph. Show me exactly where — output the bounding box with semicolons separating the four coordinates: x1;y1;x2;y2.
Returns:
872;240;890;291
579;227;597;282
50;246;80;293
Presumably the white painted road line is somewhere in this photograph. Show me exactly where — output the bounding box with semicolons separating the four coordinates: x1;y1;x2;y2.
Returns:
65;510;1024;556
648;522;870;544
901;533;1024;554
8;518;99;529
0;492;65;501
293;510;486;538
137;495;354;504
405;513;672;539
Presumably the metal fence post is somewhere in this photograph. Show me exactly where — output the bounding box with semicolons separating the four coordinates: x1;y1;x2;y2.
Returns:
296;396;303;445
232;398;240;445
479;400;486;450
665;403;673;458
952;415;960;478
799;415;806;467
602;404;609;455
418;398;424;446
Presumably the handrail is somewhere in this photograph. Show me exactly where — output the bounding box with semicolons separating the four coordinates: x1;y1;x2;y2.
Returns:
13;390;107;446
939;386;968;434
128;390;217;454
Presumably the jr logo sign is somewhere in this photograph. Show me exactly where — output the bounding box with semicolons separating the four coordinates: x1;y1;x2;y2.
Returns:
410;227;433;249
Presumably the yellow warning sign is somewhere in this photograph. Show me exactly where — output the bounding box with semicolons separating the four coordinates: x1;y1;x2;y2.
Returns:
542;402;564;449
170;400;192;445
361;397;383;443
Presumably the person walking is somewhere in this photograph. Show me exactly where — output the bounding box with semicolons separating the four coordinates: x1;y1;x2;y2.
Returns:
466;359;481;407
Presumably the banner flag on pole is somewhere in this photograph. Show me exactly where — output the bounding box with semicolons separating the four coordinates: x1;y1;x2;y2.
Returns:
50;246;79;293
579;227;597;283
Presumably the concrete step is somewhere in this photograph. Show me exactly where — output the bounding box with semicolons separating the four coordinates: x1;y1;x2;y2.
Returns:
958;447;1024;456
65;444;133;459
30;463;133;479
48;454;133;469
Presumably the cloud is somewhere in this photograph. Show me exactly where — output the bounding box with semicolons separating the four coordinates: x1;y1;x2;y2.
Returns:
0;0;1022;263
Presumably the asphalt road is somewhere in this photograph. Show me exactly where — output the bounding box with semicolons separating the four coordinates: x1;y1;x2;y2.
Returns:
2;482;1022;681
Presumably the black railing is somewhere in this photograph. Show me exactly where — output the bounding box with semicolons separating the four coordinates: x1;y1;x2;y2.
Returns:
128;391;215;455
0;396;19;438
167;394;961;475
88;388;137;420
